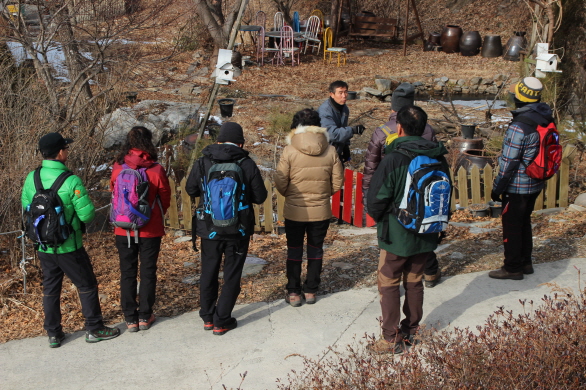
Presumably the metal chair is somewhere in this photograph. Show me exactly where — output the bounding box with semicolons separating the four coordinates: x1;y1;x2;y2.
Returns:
257;26;281;66
303;15;322;54
255;10;266;31
310;9;324;31
274;11;284;31
323;27;347;66
280;25;300;66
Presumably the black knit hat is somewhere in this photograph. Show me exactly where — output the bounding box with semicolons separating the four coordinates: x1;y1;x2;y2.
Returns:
216;122;245;145
391;82;415;112
39;132;74;156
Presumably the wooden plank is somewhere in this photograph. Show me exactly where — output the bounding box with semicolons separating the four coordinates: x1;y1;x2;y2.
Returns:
277;192;285;223
450;168;457;211
559;145;576;208
180;177;191;230
484;165;494;202
167;177;179;228
545;173;557;209
470;165;481;204
354;172;364;227
535;190;544;211
254;204;261;232
263;179;273;233
342;169;354;223
457;167;468;208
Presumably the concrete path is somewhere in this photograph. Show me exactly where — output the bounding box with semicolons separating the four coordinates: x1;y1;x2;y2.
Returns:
1;258;584;390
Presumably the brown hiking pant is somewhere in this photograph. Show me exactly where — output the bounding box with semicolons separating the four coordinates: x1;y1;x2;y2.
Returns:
377;250;428;341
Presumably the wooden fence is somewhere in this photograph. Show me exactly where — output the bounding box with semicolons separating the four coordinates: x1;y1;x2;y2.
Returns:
166;145;575;231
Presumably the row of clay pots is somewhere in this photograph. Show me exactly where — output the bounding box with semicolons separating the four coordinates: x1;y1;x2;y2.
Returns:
427;26;527;61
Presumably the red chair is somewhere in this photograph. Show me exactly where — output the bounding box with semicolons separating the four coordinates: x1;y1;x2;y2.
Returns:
280;25;300;66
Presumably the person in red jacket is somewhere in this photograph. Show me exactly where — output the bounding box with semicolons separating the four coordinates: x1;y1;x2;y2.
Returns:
110;126;171;332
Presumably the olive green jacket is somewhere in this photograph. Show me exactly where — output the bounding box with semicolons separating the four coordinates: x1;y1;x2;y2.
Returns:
21;160;95;254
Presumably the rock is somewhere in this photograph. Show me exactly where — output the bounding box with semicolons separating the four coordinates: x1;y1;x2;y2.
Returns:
568;204;586;212
384;95;392;102
440;76;449;83
481;77;494;85
457;79;466;86
470;77;481;85
186;63;198;75
549;218;568;223
478;85;488;93
194;66;209;77
534;207;565;215
182;275;200;285
245;256;268;265
462;87;470;94
375;78;392;92
381;89;392;96
145;87;161;92
434;78;441;83
174;236;192;243
332;262;354;270
494;74;507;81
434;83;444;92
242;263;265;277
99;293;108;303
413;81;423;87
469;85;479;92
453;86;462;93
184;262;196;268
486;85;499;94
174;230;186;237
178;84;195;96
100;100;201;149
574;193;586;207
363;87;382;96
450;252;464;259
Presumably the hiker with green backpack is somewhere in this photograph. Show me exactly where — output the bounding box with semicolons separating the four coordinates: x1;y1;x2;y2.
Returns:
21;133;120;348
362;83;441;288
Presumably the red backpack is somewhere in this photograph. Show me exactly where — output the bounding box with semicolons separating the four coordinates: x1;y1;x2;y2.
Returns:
516;116;562;180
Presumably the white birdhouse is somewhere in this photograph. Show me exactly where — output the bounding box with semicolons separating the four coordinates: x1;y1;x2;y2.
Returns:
534;43;561;78
211;49;241;85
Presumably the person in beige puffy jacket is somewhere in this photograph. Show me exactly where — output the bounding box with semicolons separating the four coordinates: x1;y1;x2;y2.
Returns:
274;109;344;307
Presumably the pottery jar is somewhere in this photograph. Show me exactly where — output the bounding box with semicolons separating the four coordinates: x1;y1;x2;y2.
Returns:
481;35;503;58
503;34;527;61
456;149;496;173
428;32;441;45
460;31;482;56
440;25;463;54
451;137;484;154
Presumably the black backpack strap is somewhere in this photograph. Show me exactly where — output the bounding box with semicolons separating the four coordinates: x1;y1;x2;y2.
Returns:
50;171;74;193
33;167;44;191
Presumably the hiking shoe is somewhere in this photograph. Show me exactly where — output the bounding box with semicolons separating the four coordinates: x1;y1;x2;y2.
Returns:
285;292;302;307
402;332;420;347
85;326;121;343
523;264;534;274
126;321;139;333
213;319;237;336
304;293;317;305
139;314;156;330
203;321;214;331
424;270;442;288
48;331;65;348
367;338;405;355
488;268;523;280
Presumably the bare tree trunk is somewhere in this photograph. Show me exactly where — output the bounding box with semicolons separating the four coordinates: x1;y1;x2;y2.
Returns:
330;0;340;40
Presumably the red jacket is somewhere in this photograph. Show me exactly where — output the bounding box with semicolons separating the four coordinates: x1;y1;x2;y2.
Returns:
110;149;171;237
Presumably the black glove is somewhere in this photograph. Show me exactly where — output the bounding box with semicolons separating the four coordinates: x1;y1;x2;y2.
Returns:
490;190;502;203
352;125;365;135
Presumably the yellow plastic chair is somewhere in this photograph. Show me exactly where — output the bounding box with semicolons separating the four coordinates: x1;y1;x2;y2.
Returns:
310;9;324;31
323;28;347;66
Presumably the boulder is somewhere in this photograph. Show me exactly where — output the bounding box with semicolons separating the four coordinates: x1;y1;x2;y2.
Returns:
486;85;499;94
100;100;201;149
375;78;392;92
363;87;382;97
469;77;481;85
574;193;586;207
457;79;466;86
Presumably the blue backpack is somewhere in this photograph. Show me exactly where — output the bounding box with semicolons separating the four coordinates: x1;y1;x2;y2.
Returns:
392;149;451;234
197;157;251;239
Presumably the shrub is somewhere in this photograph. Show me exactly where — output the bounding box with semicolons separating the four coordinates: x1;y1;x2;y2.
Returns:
279;283;586;389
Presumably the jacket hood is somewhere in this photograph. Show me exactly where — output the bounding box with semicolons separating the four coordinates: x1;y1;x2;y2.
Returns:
512;102;554;123
286;126;330;156
202;143;249;161
124;148;156;169
385;136;448;158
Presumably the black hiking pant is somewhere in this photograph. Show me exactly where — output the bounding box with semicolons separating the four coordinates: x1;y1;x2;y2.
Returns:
502;192;539;273
115;236;162;322
199;238;249;327
38;247;104;337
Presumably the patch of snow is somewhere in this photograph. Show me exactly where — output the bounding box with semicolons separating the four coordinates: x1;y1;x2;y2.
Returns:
257;165;274;172
253;142;261;146
94;164;109;172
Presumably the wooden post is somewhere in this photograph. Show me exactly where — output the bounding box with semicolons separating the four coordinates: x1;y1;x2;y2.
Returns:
180;177;192;230
263;179;273;233
457;167;469;208
484;165;494;202
277;192;285;223
470;165;481;204
402;0;409;56
168;177;179;228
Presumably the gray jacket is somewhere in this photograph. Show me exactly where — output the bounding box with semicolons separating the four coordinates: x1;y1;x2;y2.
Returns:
317;99;354;159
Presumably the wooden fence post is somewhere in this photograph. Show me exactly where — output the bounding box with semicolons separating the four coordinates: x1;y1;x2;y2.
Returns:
263;179;273;233
180;177;192;230
168;177;179;228
457;167;469;208
470;165;481;204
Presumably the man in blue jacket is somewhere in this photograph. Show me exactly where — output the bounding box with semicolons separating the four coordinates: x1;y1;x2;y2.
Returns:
317;80;365;162
489;77;551;280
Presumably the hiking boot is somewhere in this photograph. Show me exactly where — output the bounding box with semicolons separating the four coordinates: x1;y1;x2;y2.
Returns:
139;314;156;330
402;332;420;347
203;321;214;331
48;331;65;348
213;318;237;336
304;293;317;305
424;270;442;288
523;264;534;274
367;338;405;355
488;267;523;280
85;326;121;343
126;321;139;333
285;292;302;307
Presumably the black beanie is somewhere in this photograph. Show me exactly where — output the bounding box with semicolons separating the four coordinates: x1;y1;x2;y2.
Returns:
391;82;415;112
216;122;245;145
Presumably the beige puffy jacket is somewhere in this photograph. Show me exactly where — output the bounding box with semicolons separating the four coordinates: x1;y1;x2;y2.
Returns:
274;126;344;222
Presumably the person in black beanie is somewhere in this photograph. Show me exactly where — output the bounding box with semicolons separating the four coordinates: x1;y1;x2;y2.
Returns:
185;122;267;335
362;82;441;288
